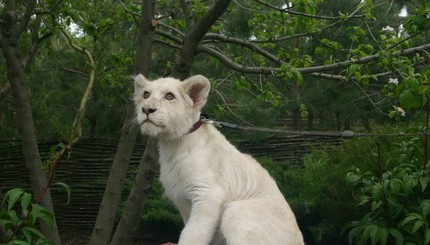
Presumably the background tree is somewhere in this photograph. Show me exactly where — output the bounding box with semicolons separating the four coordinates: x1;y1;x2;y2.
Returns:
0;1;61;243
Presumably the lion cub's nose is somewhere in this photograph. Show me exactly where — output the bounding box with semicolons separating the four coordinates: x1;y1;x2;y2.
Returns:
142;107;157;115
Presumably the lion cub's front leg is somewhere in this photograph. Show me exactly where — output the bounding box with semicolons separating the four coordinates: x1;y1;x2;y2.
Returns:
175;188;225;245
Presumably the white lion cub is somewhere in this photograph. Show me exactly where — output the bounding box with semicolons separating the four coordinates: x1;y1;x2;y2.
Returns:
133;74;304;245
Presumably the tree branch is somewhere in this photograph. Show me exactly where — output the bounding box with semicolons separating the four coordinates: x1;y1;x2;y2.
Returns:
155;29;183;44
310;71;392;81
198;43;430;75
204;33;286;65
180;0;193;28
158;22;185;37
60;27;95;139
23;15;53;69
197;45;278;74
16;0;37;36
255;0;365;20
155;38;181;49
172;0;233;78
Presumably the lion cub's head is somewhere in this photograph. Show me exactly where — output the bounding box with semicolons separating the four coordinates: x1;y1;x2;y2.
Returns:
133;75;210;139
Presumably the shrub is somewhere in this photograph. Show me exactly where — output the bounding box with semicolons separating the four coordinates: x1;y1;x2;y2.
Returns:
274;125;425;244
345;136;430;245
136;180;183;245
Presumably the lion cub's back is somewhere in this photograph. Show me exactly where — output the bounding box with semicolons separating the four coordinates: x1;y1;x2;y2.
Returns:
203;125;283;199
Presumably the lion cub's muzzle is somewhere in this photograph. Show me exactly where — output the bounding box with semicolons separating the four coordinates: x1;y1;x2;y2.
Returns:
142;107;157;115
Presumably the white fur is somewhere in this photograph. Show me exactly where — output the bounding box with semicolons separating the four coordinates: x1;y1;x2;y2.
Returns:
133;75;304;245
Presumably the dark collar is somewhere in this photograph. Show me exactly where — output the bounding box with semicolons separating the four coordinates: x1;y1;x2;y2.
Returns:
188;117;204;135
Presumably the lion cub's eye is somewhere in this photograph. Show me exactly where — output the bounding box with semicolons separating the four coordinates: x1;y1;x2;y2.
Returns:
165;92;175;100
143;91;150;99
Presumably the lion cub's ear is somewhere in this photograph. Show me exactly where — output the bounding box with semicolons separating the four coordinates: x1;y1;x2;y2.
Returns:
182;75;211;109
134;74;149;92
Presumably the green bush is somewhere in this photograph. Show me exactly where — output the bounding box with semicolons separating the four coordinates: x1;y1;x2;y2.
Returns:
268;125;426;244
137;180;183;245
345;135;430;245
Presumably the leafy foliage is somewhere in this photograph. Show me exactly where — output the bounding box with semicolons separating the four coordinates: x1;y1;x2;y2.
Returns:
345;135;430;245
0;189;54;245
136;181;183;244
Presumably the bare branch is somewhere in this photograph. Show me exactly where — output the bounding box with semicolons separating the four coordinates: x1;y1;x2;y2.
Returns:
61;67;88;77
251;17;342;44
310;71;392;81
250;1;366;44
158;22;185;37
254;0;365;20
23;16;53;69
155;38;181;49
156;29;183;44
197;45;278;74
361;17;383;51
214;89;256;126
204;33;286;65
350;79;389;115
60;27;95;139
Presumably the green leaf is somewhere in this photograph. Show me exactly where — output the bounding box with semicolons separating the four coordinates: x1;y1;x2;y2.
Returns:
390;179;403;194
22;226;47;240
419;178;430;192
37;209;54;230
357;195;370;206
8;241;30;245
6;188;24;211
8;210;19;224
379;227;388;245
22;226;33;243
389;228;404;245
52;182;71;204
400;213;420;227
372;183;382;201
28;204;40;225
355;71;362;82
363;224;377;244
425;228;430;245
399;89;421;110
0;219;13;228
412;220;425;233
420;200;430;218
293;69;303;86
21;192;32;212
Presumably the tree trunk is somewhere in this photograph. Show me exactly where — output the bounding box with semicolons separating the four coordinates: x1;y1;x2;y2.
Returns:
0;1;61;244
88;103;139;245
110;138;158;245
171;0;233;79
88;0;156;244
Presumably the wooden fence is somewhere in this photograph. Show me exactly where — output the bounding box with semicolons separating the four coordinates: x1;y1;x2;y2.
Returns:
0;131;341;241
